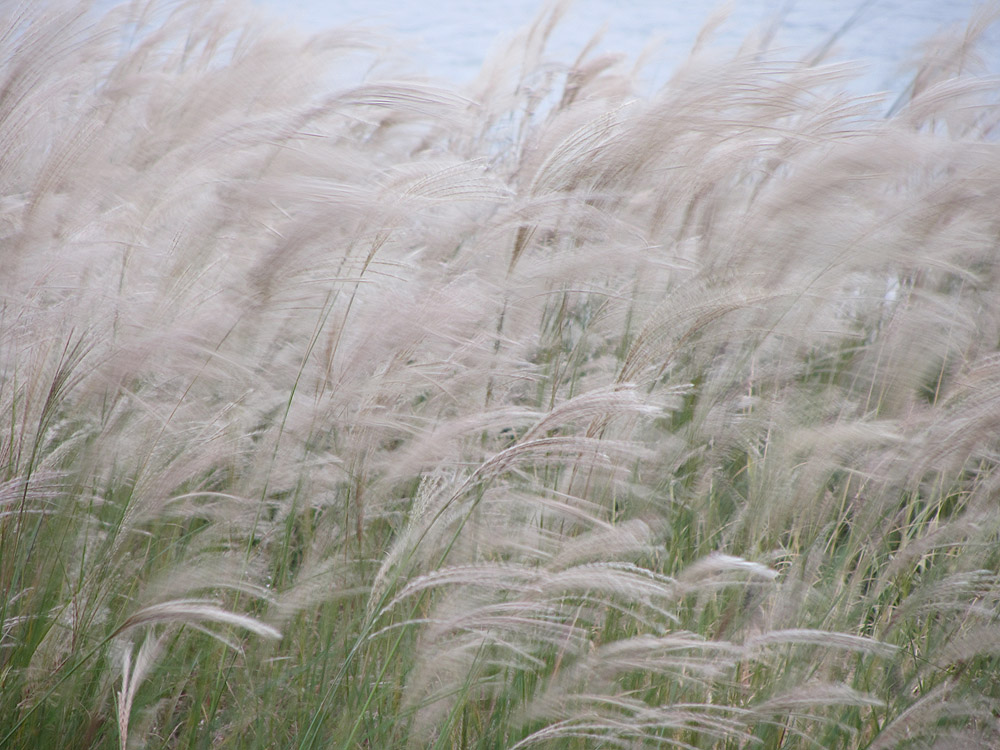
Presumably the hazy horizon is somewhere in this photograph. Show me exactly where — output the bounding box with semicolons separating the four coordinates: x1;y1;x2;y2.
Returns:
251;0;1000;92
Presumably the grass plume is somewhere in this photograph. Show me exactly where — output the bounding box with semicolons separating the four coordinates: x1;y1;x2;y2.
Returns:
2;0;1000;747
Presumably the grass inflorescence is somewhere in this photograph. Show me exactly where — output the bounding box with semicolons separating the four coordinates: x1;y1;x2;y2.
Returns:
2;1;1000;747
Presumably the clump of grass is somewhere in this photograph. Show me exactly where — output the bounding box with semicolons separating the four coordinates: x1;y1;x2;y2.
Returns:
2;0;1000;747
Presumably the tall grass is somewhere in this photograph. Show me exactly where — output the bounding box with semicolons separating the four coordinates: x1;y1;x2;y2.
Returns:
2;0;1000;747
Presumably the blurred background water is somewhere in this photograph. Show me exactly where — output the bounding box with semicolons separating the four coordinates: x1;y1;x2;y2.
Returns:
251;0;1000;94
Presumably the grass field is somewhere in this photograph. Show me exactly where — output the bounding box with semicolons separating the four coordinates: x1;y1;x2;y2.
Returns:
2;1;1000;747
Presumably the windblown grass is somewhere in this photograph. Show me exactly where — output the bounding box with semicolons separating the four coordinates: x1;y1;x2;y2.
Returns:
2;0;1000;747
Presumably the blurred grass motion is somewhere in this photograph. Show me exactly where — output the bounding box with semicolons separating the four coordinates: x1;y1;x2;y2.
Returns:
2;1;1000;747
